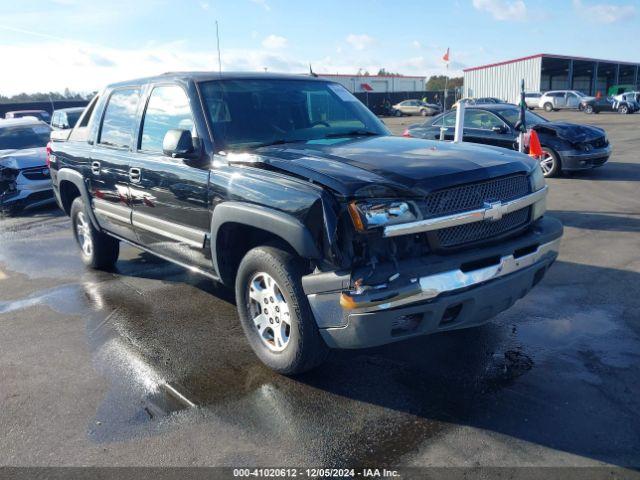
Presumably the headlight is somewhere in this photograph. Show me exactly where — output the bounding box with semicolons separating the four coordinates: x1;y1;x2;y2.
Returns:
530;164;546;192
348;200;418;232
530;165;547;221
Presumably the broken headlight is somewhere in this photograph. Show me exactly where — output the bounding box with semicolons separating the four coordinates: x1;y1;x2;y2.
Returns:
348;200;418;232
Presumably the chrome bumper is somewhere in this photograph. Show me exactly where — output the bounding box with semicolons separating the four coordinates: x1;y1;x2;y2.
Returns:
342;237;560;313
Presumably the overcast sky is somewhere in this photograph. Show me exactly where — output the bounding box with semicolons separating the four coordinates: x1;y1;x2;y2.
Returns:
0;0;637;95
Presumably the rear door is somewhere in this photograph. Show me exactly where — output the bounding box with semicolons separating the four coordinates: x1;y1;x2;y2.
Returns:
89;87;141;242
128;83;212;270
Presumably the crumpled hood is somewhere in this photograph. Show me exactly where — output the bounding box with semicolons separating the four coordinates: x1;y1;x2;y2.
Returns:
250;136;536;197
533;122;604;144
0;147;47;170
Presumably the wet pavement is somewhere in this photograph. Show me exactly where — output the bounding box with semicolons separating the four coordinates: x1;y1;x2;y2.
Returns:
1;111;639;468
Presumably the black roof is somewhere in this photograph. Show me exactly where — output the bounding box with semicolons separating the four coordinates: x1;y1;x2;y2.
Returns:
106;71;327;89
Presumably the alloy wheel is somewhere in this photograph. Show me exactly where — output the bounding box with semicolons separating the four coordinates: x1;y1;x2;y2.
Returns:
248;272;291;352
75;211;93;257
539;151;555;176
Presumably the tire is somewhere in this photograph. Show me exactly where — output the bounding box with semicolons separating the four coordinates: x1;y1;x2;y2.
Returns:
543;103;554;112
539;147;561;178
584;104;594;114
420;109;428;117
235;246;329;375
394;109;402;117
618;104;629;114
70;197;119;269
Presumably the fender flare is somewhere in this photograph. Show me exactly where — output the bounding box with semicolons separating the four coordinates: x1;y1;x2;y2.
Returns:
210;201;321;278
56;168;100;229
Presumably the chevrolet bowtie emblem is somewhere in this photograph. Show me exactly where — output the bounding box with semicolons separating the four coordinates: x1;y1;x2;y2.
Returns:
483;201;506;222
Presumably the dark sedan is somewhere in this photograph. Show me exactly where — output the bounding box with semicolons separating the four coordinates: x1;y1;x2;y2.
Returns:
405;105;611;177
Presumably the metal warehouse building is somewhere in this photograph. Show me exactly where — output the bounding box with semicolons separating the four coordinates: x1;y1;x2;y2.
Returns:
463;54;640;103
316;74;426;93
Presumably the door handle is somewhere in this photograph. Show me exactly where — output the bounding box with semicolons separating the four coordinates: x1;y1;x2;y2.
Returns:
91;161;101;175
129;167;141;183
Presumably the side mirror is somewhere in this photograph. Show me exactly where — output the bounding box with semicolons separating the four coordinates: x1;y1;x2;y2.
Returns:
163;129;195;158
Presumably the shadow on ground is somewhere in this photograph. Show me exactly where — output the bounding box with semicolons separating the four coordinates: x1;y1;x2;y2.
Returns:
548;210;640;233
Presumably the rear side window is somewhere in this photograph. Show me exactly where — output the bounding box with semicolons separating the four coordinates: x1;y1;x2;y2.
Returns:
432;112;456;127
140;85;195;153
99;88;140;149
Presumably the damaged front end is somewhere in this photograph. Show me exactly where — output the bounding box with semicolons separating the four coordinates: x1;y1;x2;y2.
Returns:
0;166;19;213
303;169;562;349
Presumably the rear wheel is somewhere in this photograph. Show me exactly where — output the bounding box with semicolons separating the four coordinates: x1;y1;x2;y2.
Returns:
235;246;329;375
539;147;561;178
70;197;119;269
543;103;553;112
420;109;428;116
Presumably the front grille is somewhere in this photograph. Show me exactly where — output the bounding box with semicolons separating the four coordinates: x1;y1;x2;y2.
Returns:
424;175;532;249
21;167;50;181
436;207;530;248
424;174;530;217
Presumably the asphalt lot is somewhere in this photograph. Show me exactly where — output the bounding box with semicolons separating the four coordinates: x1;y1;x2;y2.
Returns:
1;110;639;469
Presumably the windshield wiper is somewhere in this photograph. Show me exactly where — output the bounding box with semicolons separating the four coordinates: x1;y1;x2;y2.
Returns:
247;139;304;149
322;130;381;139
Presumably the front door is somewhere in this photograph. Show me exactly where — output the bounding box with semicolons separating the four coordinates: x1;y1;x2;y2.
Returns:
89;87;141;242
129;84;212;271
462;110;515;149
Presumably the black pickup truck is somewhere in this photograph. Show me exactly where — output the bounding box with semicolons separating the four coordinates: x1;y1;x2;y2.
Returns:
49;72;562;374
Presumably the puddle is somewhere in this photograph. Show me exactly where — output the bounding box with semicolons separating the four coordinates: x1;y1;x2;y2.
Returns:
0;284;85;315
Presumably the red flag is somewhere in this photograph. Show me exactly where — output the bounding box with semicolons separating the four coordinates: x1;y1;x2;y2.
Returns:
442;48;450;63
529;130;543;158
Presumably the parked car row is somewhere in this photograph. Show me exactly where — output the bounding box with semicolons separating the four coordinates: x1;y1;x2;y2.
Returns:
403;104;611;177
580;92;640;114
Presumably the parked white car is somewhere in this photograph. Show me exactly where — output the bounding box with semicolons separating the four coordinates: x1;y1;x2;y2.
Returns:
524;92;542;109
538;90;594;112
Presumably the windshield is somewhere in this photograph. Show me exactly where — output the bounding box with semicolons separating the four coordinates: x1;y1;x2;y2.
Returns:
199;79;389;151
497;108;548;127
0;124;51;150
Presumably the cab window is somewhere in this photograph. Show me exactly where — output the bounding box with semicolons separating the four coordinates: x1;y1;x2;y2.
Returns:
99;88;141;149
140;85;195;153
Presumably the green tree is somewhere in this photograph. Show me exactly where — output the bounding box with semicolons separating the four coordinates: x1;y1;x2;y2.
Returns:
426;75;463;90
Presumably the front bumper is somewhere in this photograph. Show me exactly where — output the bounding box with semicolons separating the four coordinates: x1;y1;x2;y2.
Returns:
558;145;612;171
303;216;563;349
1;176;54;209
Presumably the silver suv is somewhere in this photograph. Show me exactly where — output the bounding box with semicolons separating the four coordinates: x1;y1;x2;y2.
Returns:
539;90;594;112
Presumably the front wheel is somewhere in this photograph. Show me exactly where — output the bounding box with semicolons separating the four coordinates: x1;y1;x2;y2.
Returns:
235;246;329;375
543;103;553;112
70;197;119;269
539;147;561;178
584;104;594;114
420;109;428;116
618;104;629;114
394;109;402;117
